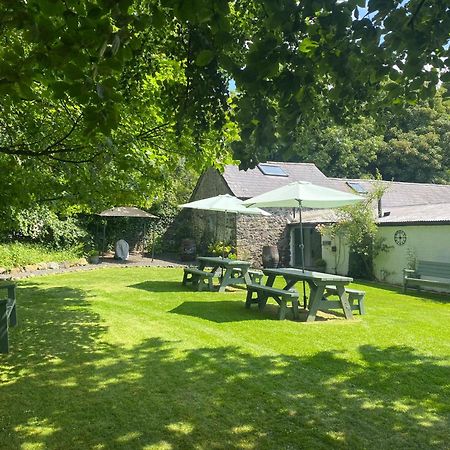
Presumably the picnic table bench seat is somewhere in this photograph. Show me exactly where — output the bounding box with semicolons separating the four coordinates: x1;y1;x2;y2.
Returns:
404;261;450;293
0;283;17;353
231;267;263;284
246;283;299;320
182;267;216;291
324;285;366;315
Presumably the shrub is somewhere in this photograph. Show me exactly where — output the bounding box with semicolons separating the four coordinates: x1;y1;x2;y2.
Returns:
0;242;84;270
207;241;236;258
7;206;88;249
318;183;391;279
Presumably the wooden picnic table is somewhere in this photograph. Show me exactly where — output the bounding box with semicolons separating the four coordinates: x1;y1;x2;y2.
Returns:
263;268;354;322
197;256;252;292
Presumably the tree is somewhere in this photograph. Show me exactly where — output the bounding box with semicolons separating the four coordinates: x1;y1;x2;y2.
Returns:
318;184;390;279
268;91;450;184
373;93;450;183
271;116;384;179
228;0;450;167
1;0;449;211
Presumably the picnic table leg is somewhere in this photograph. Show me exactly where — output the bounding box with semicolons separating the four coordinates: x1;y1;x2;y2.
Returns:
10;302;17;327
197;274;204;291
336;285;354;320
258;292;268;311
282;278;297;291
0;300;8;354
7;285;16;301
241;267;252;285
218;268;233;292
266;275;276;287
182;271;189;286
277;297;287;320
306;285;325;322
292;299;299;320
6;285;17;326
245;288;255;308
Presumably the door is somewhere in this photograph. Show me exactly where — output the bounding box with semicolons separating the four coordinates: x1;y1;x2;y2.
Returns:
293;226;322;268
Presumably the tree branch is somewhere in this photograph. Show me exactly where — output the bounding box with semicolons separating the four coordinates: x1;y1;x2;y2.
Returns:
47;148;104;164
0;113;84;157
407;0;427;28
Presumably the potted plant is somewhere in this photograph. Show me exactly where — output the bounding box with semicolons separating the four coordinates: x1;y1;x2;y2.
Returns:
314;258;327;272
207;241;236;258
87;250;100;264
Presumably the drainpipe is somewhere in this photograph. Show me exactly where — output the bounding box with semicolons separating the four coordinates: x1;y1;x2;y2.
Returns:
377;197;383;218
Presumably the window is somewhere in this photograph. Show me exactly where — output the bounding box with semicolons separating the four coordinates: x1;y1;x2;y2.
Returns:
346;181;367;194
258;164;288;177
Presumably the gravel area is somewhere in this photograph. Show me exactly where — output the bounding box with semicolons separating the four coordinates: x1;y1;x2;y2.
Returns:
0;255;187;281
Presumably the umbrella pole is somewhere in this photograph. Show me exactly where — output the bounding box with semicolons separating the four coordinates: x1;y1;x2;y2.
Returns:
221;211;227;279
151;225;155;262
299;202;307;309
143;221;146;258
102;221;107;257
222;211;226;260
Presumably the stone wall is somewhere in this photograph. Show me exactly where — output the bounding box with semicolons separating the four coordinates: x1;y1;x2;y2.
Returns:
236;211;292;268
189;168;235;253
188;168;293;265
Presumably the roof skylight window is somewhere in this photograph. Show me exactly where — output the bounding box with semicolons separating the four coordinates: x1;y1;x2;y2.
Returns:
347;181;367;194
258;164;288;177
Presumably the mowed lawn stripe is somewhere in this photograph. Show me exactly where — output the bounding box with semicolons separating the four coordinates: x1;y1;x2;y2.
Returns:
1;267;449;449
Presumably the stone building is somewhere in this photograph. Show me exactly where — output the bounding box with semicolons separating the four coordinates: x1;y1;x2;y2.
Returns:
188;162;335;267
187;162;450;283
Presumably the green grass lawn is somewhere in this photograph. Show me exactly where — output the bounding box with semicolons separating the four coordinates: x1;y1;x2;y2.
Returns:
1;268;449;449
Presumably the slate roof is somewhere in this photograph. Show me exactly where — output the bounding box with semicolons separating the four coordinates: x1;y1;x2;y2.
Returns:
220;162;450;225
300;202;450;225
326;178;450;209
222;162;329;199
377;203;450;225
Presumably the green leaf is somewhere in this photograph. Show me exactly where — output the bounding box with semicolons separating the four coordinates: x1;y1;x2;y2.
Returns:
65;63;84;80
440;71;450;83
14;82;36;100
38;0;65;16
195;50;215;66
298;38;319;54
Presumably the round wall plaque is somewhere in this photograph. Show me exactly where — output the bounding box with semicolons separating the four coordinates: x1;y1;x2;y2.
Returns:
394;229;407;246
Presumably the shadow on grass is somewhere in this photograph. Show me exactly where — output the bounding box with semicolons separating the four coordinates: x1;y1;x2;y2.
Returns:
1;284;449;449
128;280;247;296
170;301;337;323
128;280;189;293
170;301;276;323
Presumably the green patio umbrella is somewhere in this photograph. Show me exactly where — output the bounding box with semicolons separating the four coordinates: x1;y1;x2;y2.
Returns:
179;194;270;259
243;181;363;306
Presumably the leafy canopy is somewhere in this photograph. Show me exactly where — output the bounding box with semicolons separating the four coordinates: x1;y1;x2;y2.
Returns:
0;0;449;211
271;91;450;183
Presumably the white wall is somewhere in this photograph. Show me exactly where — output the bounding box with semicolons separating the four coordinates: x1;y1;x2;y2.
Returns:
319;224;450;286
374;225;450;285
320;232;350;276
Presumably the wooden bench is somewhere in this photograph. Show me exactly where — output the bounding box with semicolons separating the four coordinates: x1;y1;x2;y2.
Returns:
404;261;450;293
246;284;299;320
231;268;263;284
0;283;17;353
182;267;216;291
324;286;366;315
